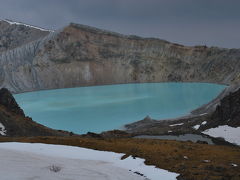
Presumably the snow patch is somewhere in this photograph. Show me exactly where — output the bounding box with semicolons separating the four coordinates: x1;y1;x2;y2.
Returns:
199;113;207;116
231;163;238;167
203;125;240;145
193;121;207;130
193;124;200;130
183;156;188;160
0;142;178;180
0;123;6;136
169;123;184;127
2;19;54;32
203;160;210;163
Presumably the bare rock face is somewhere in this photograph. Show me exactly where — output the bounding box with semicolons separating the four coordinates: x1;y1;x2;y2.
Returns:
0;88;24;116
0;21;240;93
0;20;49;52
209;88;240;127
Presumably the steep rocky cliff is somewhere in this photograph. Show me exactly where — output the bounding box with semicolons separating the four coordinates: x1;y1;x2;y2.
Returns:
0;20;50;52
203;87;240;128
0;21;240;93
0;88;71;136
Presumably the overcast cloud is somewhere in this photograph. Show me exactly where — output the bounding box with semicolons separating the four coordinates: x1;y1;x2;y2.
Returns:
0;0;239;48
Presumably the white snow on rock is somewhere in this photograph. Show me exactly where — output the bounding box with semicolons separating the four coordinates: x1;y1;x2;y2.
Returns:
193;121;207;130
169;123;184;127
199;113;207;116
203;160;210;163
193;124;200;130
183;156;188;160
0;123;6;136
2;19;54;32
231;163;238;167
0;142;178;180
203;125;240;145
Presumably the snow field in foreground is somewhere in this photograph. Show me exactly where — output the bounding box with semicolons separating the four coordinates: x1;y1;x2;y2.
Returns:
0;142;178;180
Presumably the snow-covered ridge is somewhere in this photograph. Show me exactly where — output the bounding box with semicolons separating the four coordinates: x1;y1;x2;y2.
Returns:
0;142;178;180
2;19;54;32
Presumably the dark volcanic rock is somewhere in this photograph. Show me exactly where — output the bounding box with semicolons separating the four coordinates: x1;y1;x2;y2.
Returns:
196;140;208;144
84;132;102;138
0;88;24;116
100;130;133;138
208;88;240;128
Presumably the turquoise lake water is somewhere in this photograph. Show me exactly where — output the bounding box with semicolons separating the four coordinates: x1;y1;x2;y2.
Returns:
14;83;226;134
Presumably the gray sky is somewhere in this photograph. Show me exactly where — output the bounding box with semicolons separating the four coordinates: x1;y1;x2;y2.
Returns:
0;0;239;48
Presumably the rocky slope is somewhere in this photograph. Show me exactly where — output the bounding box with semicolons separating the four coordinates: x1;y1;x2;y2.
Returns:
0;21;240;94
0;20;50;52
206;88;240;128
0;88;71;136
